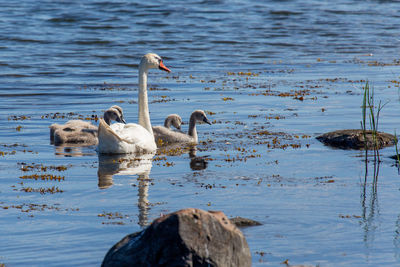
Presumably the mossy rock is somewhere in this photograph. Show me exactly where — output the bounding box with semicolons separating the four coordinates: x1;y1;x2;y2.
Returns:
316;129;395;150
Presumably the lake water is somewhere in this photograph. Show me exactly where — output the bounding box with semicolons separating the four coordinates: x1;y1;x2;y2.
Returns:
1;0;400;266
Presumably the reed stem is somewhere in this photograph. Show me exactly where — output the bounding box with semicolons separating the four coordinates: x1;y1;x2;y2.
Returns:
361;81;387;162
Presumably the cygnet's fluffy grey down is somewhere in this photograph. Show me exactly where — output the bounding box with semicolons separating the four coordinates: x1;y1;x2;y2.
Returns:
153;110;211;146
50;105;125;146
153;114;182;145
163;114;182;130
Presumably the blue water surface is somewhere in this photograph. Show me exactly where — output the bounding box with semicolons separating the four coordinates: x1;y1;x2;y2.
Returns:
1;0;400;266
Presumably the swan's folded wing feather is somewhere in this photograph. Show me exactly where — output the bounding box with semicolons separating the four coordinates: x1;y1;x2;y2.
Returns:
98;119;123;142
111;123;154;145
98;119;156;154
98;119;127;153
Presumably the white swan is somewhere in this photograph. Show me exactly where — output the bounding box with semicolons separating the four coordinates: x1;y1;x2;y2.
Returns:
97;53;171;154
153;110;211;146
50;105;125;146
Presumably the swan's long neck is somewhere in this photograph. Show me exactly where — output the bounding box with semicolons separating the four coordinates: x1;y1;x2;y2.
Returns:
138;65;153;135
104;111;112;125
188;116;198;143
104;116;111;125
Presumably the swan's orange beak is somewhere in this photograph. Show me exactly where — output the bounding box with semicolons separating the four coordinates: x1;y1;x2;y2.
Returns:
159;60;171;72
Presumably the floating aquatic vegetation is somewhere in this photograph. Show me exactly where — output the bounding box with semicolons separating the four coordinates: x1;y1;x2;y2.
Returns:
156;145;187;156
42;111;78;119
249;88;314;101
200;183;226;189
149;86;170;91
8;115;31;121
265;115;285;120
163;161;175;167
1;143;27;148
19;174;64;182
18;162;70;172
0;144;37;156
151;95;176;104
98;211;125;219
41;112;99;121
227;71;259;77
389;79;400;88
339;214;362;219
0;150;16;156
19;186;64;194
98;211;130;225
153;155;176;167
0;202;79;213
80;82;129;91
222;146;262;163
156;138;165;147
353;58;400;67
255;251;268;263
153;156;167;161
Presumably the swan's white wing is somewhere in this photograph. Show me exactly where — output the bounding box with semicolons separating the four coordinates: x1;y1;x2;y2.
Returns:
98;119;156;154
110;122;153;145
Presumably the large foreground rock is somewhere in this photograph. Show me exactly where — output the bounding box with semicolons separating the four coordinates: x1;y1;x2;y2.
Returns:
316;129;395;150
102;208;251;267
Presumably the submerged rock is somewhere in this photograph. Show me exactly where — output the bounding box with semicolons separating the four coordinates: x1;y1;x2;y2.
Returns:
229;216;262;227
102;208;251;267
316;129;395;150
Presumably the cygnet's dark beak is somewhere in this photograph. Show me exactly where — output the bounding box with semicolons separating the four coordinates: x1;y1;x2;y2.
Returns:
203;117;212;125
117;117;126;124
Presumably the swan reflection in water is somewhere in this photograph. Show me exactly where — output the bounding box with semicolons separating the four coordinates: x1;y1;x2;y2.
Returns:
53;144;97;157
188;147;208;171
157;143;209;171
97;153;154;227
97;146;209;226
